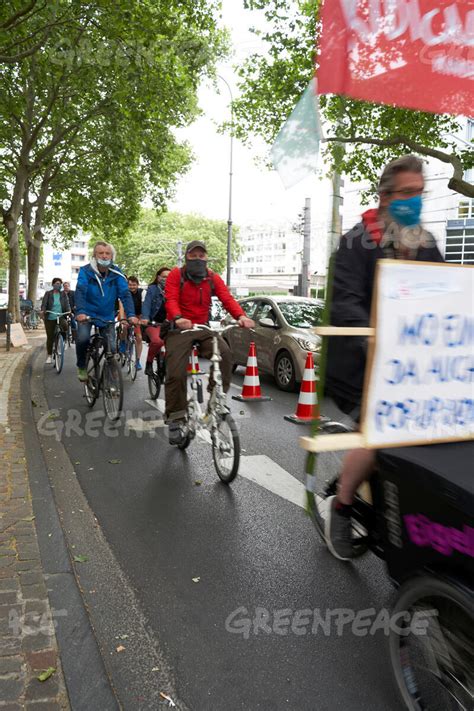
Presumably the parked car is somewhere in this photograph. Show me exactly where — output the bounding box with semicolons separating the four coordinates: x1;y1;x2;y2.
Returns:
223;296;323;391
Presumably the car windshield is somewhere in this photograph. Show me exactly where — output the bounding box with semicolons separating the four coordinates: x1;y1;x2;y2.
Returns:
278;302;322;328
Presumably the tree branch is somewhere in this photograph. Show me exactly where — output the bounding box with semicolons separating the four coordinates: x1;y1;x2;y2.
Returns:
0;1;37;30
323;134;474;198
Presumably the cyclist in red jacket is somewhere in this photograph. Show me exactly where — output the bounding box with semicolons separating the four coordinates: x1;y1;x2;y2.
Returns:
164;240;254;445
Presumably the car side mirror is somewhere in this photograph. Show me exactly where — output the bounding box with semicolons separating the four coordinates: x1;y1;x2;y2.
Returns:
259;317;278;328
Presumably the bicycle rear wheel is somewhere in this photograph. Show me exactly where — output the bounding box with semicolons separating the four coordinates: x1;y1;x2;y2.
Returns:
212;414;240;484
84;355;99;407
54;333;65;373
389;575;474;711
102;357;123;422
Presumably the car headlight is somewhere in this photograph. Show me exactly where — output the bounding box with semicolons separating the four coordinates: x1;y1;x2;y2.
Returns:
294;337;321;352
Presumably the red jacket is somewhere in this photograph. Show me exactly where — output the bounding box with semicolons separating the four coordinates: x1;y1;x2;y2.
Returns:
165;267;245;325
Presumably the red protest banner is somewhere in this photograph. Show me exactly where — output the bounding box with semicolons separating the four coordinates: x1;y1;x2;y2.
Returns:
317;1;474;117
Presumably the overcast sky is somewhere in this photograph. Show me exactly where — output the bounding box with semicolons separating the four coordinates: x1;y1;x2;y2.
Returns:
170;0;331;230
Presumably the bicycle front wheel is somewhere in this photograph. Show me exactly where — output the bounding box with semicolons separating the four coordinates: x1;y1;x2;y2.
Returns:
84;355;99;407
212;414;240;484
54;334;65;373
127;341;138;381
147;361;162;400
389;575;473;711
102;357;123;422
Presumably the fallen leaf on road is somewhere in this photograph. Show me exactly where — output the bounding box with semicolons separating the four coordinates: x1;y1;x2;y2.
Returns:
88;467;94;471
21;516;35;522
192;577;200;583
115;634;129;640
73;554;88;563
194;480;202;486
74;461;80;465
159;692;176;707
116;645;126;653
152;667;159;672
31;399;37;407
37;667;56;682
108;459;121;464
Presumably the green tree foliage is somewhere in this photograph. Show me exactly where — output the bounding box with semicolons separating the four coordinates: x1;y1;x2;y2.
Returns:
0;0;227;317
234;0;473;198
113;209;239;283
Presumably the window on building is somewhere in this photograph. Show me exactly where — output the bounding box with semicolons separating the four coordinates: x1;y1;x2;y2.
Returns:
458;201;471;218
445;227;474;264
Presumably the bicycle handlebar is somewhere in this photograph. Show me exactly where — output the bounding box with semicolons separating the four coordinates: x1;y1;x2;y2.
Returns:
45;310;71;317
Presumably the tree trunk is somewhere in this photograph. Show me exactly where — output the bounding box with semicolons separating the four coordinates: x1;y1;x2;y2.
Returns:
27;238;41;303
4;166;29;322
7;229;21;322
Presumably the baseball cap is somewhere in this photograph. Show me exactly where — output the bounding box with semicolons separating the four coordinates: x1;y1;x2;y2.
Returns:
185;240;207;255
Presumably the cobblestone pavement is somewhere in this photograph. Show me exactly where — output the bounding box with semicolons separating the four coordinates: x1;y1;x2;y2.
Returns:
0;333;70;709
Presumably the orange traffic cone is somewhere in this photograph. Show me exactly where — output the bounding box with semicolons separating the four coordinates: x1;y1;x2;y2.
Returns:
284;352;319;423
187;345;205;375
232;342;271;402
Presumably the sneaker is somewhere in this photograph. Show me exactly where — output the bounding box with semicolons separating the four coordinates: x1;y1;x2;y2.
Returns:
136;362;142;371
324;496;354;561
145;362;154;376
77;367;88;382
168;421;184;446
45;356;52;364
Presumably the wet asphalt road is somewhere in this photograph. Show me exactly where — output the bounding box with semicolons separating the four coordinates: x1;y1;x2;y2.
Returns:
39;346;403;711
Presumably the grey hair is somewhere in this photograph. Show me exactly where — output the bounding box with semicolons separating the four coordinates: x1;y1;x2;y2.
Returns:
378;155;424;195
92;240;116;261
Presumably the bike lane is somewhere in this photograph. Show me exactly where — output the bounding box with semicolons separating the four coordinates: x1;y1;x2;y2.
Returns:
35;349;403;710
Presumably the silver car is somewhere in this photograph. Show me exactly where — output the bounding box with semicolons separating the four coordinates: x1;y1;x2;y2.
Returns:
223;296;323;391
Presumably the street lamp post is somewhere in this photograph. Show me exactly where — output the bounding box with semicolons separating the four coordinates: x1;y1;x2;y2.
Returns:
218;75;234;287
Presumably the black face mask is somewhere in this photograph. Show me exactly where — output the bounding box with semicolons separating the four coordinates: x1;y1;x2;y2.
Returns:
185;258;207;283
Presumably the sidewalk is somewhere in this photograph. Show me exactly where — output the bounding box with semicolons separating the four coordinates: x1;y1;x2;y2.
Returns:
0;329;70;709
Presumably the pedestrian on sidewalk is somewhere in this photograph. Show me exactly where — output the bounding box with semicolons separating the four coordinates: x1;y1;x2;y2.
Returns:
40;278;70;364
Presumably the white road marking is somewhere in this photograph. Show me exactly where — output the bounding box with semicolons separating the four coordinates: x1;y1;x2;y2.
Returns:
238;455;306;509
126;418;166;432
145;398;166;412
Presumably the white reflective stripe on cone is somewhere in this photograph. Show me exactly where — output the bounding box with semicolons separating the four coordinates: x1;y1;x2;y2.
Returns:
297;391;316;405
246;356;258;367
303;369;316;381
243;376;260;387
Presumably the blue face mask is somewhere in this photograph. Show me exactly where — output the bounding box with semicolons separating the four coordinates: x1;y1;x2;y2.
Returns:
97;258;111;267
388;195;422;227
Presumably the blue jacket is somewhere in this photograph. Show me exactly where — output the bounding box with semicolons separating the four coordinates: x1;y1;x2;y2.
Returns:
75;262;135;322
142;284;166;322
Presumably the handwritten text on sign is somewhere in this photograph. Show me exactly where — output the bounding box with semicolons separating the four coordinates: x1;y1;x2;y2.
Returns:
363;262;474;448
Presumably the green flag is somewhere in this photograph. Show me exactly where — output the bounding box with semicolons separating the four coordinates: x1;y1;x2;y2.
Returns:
270;78;322;189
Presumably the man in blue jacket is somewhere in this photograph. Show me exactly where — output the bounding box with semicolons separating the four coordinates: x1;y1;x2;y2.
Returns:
75;241;137;381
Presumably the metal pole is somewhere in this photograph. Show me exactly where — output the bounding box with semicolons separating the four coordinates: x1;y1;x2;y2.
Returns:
218;76;234;287
302;198;311;297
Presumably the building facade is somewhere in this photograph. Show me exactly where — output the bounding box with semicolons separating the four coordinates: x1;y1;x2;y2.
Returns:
41;232;91;293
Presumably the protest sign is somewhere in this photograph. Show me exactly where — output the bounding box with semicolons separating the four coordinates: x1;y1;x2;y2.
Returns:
362;260;474;447
317;1;474;117
9;323;28;347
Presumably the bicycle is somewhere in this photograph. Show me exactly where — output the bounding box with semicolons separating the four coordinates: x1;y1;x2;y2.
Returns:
175;324;240;484
45;311;71;374
83;319;123;422
146;321;166;400
65;316;75;348
306;436;473;710
118;319;139;382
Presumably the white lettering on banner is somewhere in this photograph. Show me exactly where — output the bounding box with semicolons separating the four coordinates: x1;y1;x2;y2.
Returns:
362;262;474;448
339;0;474;49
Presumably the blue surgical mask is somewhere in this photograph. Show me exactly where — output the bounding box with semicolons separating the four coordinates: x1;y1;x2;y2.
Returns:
97;258;111;267
388;195;422;227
